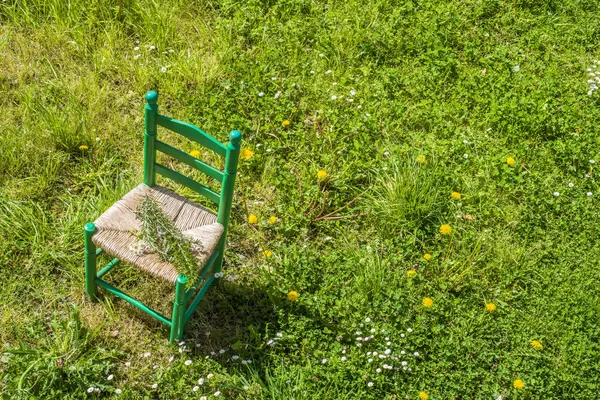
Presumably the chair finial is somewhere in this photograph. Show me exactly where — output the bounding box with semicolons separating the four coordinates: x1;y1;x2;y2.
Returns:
229;130;242;144
146;90;158;105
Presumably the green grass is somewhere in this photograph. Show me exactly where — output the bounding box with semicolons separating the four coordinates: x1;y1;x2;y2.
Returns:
1;0;600;398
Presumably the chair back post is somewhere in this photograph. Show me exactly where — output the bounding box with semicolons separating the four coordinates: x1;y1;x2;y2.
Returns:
144;90;159;186
217;130;242;236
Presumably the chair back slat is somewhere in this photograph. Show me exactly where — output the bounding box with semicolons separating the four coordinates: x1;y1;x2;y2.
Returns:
156;115;227;157
155;140;224;183
155;164;221;204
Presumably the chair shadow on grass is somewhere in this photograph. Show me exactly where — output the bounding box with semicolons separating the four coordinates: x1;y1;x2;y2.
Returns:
98;258;287;373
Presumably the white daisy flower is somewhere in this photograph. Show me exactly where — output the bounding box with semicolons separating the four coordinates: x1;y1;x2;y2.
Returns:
193;386;200;392
207;374;214;379
274;91;281;99
513;65;520;72
331;95;337;100
143;352;151;357
258;92;264;97
463;153;468;158
134;46;140;51
341;356;347;361
151;383;158;389
368;382;374;387
325;70;332;74
214;391;221;397
160;67;167;73
365;317;371;323
87;387;94;393
115;388;122;394
321;358;327;364
553;191;560;197
107;374;114;380
407;328;413;333
587;192;593;196
149;45;156;50
376;368;382;373
184;360;192;366
350;90;356;96
414;352;419;356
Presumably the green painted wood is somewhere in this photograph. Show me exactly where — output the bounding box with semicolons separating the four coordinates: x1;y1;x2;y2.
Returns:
214;130;242;273
97;258;120;279
170;275;188;343
155;140;224;183
155;163;220;204
184;274;215;324
185;251;219;302
95;278;172;326
96;248;103;256
144;91;158;186
156;115;227;158
84;222;97;302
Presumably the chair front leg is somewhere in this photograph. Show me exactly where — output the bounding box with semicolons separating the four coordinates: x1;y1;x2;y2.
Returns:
170;275;188;343
84;222;98;302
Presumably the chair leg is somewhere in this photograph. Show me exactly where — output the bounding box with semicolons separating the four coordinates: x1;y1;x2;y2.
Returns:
84;222;98;302
170;275;188;343
213;237;226;275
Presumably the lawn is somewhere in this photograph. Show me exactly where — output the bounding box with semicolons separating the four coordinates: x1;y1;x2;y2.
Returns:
1;0;600;398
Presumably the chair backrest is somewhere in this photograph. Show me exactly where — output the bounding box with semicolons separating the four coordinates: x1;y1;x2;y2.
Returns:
142;90;241;233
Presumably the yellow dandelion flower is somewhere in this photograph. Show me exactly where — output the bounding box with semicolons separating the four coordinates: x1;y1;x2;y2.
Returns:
189;149;201;158
423;297;433;308
417;155;426;164
423;253;432;261
263;249;273;257
282;120;290;128
486;302;497;312
241;148;255;160
79;145;89;150
513;379;525;390
248;214;258;224
287;291;299;302
268;216;277;224
317;170;327;180
419;391;429;400
451;191;461;199
439;224;452;235
506;157;515;166
407;269;417;277
530;340;543;350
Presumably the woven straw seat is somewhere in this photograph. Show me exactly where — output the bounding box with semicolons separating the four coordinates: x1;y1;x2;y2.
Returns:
92;183;224;283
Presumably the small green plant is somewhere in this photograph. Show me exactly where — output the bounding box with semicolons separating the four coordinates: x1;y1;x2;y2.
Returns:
135;195;203;285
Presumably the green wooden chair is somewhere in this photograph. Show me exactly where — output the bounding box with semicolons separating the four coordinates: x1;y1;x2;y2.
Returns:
84;90;241;343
